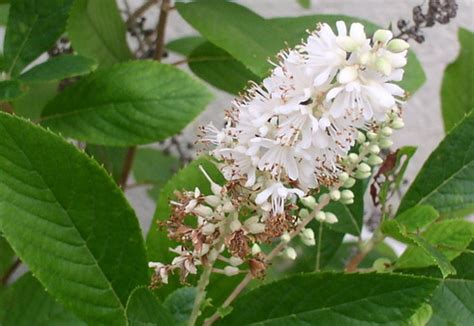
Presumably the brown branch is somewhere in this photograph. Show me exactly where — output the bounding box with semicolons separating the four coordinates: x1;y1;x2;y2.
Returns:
126;0;159;27
1;258;21;285
119;147;136;188
153;0;171;61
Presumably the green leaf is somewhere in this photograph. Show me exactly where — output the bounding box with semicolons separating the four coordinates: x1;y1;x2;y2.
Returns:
409;303;433;326
0;235;14;279
4;0;74;76
0;113;149;324
11;81;58;120
146;157;224;298
218;273;439;325
395;205;439;232
398;112;474;217
0;3;9;26
163;287;197;326
19;55;98;82
397;219;474;271
176;0;287;77
40;61;213;146
297;0;311;9
397;242;474;325
441;28;474;132
126;287;175;326
0;80;24;101
167;36;206;56
67;0;132;67
189;42;259;94
0;273;85;325
132;148;180;199
85;145;128;184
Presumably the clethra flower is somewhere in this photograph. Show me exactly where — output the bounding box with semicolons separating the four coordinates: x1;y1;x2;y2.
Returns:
201;21;408;214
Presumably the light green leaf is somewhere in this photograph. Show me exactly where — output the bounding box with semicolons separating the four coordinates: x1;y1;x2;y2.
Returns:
166;36;206;56
0;113;149;324
441;28;474;132
409;303;433;326
176;0;287;77
0;80;24;101
397;219;474;271
132;148;180;199
398;112;474;217
3;0;73;76
297;0;311;9
163;287;197;326
11;81;58;120
188;42;259;94
0;273;85;325
40;61;213;146
126;287;175;326
218;273;439;325
395;205;439;232
67;0;132;67
19;55;98;82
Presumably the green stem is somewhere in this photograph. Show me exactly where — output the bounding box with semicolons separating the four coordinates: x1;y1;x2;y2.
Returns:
187;258;216;326
315;221;324;271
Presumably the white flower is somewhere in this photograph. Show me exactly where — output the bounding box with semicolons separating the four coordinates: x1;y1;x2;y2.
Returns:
255;181;304;214
148;262;169;284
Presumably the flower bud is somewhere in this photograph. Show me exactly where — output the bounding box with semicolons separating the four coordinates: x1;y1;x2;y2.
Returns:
381;126;393;137
251;243;261;255
355;170;371;179
387;39;409;53
222;200;235;213
318;193;330;204
340;197;354;205
367;131;377;140
375;57;392;76
330;189;341;201
391;117;405;129
230;256;244;266
369;144;380;154
284;247;297;260
300;228;316;246
357;162;371;173
281;232;291;243
368;154;383;165
200;243;210;256
343;177;356;188
348;153;359;163
359;52;373;65
357;131;366;143
248;222;265;234
373;29;393;44
379;138;393;149
230;220;242;232
325;212;338;224
336;36;358;52
338;66;358;84
373;258;392;272
193;205;213;217
224;266;240;276
204;195;221;207
301;195;317;209
339;172;349;182
315;211;326;222
299;208;310;219
341;189;354;201
202;223;216;235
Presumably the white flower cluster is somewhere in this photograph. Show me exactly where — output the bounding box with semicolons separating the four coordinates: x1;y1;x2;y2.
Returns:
202;21;409;216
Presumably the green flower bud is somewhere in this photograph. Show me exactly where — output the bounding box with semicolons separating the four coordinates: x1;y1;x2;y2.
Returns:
387;39;409;53
330;189;341;201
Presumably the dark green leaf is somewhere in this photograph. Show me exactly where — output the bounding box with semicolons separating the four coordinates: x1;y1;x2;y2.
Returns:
219;273;439;325
0;235;14;279
67;0;132;66
176;0;287;77
11;81;58;120
4;0;73;76
441;28;474;132
0;113;149;324
189;42;259;94
0;80;24;101
0;273;85;325
41;61;213;146
132;148;180;199
163;287;197;326
19;55;98;82
85;145;128;184
126;287;175;326
398;112;474;217
0;3;9;26
167;36;206;56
